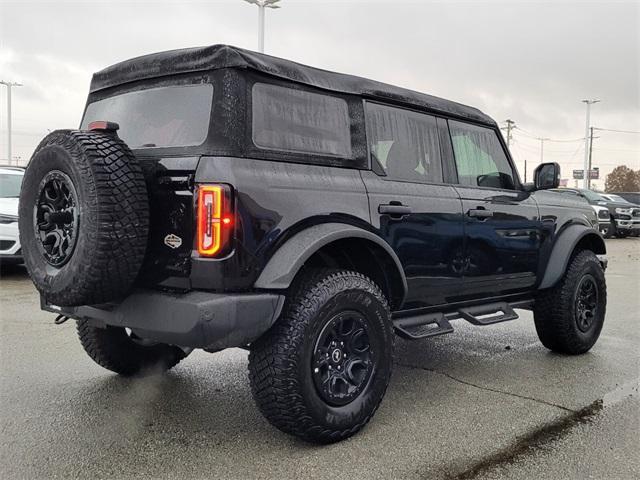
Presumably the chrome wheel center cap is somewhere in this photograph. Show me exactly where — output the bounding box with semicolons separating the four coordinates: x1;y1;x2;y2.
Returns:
332;349;343;363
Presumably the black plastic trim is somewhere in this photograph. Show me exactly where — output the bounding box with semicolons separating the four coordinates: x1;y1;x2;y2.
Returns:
253;222;408;306
538;225;606;289
41;290;285;351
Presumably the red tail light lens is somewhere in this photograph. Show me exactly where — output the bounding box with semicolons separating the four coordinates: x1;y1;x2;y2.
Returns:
197;184;232;257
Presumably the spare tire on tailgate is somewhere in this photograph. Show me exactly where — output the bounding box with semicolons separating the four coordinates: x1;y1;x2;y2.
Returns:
19;128;149;306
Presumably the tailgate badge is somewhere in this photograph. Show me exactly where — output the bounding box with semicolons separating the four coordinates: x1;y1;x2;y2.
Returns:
164;234;183;249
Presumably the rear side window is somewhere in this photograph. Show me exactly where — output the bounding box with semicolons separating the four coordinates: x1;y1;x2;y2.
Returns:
365;102;443;183
449;120;515;190
251;83;352;157
81;84;213;149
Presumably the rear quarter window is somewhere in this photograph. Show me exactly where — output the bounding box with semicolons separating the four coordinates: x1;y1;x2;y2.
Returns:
251;83;352;158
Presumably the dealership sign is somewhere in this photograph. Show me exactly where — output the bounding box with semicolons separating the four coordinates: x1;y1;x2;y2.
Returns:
572;168;599;180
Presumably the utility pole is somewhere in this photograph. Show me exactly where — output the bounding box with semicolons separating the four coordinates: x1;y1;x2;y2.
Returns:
502;119;516;148
524;159;527;183
538;137;550;164
587;126;598;189
243;0;281;53
0;80;23;165
581;99;599;189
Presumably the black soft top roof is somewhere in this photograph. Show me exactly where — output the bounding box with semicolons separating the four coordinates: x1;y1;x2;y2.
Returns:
90;44;495;125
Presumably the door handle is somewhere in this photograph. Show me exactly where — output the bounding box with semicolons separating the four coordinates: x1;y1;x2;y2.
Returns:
467;208;493;219
379;203;413;217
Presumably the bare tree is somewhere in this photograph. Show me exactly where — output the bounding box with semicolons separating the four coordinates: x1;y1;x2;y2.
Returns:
605;165;640;192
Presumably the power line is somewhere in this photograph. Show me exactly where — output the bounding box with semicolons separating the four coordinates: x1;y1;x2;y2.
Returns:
592;147;640;153
511;138;584;154
513;126;583;143
592;127;640;135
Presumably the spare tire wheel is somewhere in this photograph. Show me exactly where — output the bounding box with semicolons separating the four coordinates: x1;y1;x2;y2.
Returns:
18;129;149;306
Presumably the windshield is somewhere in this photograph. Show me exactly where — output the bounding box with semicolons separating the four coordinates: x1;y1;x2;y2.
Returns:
0;173;23;198
605;194;630;203
581;190;606;202
81;83;213;149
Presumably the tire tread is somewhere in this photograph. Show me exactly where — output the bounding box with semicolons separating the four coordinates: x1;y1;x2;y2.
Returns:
534;249;606;354
248;269;393;443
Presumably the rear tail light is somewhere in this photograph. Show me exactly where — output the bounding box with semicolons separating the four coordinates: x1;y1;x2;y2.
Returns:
87;121;120;133
197;184;233;257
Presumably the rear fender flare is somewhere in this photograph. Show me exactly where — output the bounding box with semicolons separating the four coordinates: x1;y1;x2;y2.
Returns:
254;223;408;304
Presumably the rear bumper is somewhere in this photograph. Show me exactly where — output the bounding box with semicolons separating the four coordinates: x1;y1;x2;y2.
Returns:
0;252;23;264
42;289;285;351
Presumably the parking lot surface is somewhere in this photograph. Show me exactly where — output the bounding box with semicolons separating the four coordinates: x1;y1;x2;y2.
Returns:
1;239;638;479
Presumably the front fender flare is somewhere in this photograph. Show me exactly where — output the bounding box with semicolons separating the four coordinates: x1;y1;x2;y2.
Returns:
254;223;408;302
538;224;606;289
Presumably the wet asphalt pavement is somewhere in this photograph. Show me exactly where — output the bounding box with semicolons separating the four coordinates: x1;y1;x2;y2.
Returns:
1;239;638;479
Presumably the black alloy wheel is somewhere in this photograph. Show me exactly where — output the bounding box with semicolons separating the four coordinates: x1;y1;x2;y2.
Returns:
34;170;79;267
574;274;598;333
312;311;375;406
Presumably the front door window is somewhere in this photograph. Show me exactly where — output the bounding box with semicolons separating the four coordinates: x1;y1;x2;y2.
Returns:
449;120;515;190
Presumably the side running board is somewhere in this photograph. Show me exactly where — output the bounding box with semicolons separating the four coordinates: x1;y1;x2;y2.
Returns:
393;301;524;340
457;302;519;325
394;313;454;340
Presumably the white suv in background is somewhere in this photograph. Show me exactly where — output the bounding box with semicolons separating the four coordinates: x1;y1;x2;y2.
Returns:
0;166;24;265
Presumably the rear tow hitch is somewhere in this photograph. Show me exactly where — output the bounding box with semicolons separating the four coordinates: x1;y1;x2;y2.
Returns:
54;314;70;325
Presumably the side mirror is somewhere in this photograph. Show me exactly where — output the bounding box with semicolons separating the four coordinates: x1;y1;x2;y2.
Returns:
533;162;560;190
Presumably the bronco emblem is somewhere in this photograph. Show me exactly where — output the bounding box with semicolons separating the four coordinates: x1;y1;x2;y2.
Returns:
164;234;182;249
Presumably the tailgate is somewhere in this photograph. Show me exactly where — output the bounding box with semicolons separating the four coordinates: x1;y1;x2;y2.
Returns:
136;156;198;288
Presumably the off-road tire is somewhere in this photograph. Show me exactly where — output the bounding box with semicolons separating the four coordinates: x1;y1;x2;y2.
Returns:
248;269;394;443
76;320;187;376
534;250;606;354
19;130;149;306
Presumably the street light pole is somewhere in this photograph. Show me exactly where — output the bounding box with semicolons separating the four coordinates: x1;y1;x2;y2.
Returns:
581;99;599;189
258;4;265;52
243;0;281;53
0;80;22;165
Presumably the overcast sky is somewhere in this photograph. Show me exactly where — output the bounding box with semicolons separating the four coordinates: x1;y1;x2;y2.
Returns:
1;0;638;186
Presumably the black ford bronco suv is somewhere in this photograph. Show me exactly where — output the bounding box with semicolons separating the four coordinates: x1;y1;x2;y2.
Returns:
19;45;607;443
